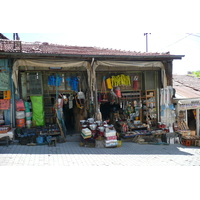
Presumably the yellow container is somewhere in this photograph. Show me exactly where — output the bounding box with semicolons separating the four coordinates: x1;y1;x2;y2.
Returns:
117;140;122;147
3;90;11;99
106;78;112;89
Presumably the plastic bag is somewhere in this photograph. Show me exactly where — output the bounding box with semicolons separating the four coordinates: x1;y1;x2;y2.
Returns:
30;96;44;126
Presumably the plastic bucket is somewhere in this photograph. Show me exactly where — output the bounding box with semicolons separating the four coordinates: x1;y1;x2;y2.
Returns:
25;108;30;113
16;118;25;128
24;101;29;108
25;112;32;117
26;120;32;128
16;111;25;119
36;136;44;144
26;117;31;121
26;120;32;125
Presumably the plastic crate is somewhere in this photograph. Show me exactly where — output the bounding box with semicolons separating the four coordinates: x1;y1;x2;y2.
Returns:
3;90;11;99
0;99;10;110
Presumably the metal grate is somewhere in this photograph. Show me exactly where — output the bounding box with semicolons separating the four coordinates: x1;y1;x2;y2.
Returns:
27;72;43;95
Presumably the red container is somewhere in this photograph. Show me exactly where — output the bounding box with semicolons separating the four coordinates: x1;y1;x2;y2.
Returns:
15;99;25;111
0;99;10;110
16;118;25;128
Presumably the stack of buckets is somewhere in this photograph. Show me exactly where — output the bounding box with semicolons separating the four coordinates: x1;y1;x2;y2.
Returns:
24;102;32;128
16;101;25;128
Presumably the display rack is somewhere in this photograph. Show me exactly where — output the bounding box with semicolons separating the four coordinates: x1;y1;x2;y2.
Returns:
142;90;157;126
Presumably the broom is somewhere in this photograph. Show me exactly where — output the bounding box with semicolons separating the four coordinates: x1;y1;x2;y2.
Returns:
77;76;85;99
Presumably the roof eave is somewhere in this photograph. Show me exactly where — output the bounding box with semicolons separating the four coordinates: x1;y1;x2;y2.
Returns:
0;52;185;60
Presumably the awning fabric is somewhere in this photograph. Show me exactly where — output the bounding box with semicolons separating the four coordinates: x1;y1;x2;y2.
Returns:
12;59;90;94
92;60;167;91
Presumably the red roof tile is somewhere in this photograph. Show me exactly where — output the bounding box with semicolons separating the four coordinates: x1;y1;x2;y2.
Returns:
0;39;181;57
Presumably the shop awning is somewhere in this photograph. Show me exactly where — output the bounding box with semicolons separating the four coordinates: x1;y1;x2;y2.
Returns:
12;59;90;94
92;60;167;90
173;98;200;110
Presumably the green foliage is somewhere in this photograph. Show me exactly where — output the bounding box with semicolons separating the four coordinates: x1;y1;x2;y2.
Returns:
191;71;200;78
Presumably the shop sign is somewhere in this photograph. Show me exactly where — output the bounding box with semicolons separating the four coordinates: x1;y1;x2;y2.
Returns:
179;102;200;110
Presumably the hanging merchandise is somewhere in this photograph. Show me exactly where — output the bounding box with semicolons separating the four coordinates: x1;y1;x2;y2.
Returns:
48;75;62;87
133;76;139;91
48;75;55;86
62;74;65;83
109;88;118;104
70;77;78;92
30;96;44;126
98;93;102;103
168;86;175;110
77;76;85;99
100;76;108;102
106;78;112;89
114;87;121;98
68;94;74;109
75;95;84;109
62;95;68;104
111;74;131;87
66;77;71;90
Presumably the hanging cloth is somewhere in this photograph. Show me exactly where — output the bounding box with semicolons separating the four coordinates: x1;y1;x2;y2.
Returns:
101;76;108;102
68;94;74;109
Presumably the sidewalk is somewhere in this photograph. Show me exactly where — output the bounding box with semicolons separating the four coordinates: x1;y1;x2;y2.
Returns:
1;134;200;166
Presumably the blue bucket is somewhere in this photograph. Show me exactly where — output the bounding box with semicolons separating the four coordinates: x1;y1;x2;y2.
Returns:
36;136;44;144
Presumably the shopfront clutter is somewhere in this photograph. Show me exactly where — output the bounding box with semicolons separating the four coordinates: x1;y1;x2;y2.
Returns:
80;118;120;148
14;98;66;146
15;125;60;146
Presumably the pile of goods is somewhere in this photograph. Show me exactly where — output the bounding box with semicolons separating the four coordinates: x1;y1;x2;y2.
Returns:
80;118;121;148
181;135;200;147
0;110;10;134
15;99;32;128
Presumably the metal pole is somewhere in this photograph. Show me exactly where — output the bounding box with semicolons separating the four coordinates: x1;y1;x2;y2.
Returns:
144;33;151;52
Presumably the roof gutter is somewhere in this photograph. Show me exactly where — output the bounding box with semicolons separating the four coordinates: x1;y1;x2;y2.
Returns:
0;52;185;60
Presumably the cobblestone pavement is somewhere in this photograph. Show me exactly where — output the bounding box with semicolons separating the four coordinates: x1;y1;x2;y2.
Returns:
1;135;200;166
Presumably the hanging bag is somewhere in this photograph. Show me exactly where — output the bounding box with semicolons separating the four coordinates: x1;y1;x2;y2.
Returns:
101;76;108;102
106;78;112;89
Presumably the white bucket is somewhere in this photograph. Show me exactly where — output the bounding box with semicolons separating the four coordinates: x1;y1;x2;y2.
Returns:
16;111;25;119
26;120;32;125
25;112;32;117
26;120;32;128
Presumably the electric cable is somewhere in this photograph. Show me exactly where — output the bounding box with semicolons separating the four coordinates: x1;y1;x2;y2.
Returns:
158;33;193;51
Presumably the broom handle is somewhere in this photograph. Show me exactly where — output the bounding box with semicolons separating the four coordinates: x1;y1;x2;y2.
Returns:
77;76;81;91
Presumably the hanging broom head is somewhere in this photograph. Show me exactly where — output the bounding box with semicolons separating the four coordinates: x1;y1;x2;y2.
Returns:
77;76;85;99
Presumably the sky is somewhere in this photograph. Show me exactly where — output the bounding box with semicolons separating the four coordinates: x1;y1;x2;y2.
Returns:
2;0;200;75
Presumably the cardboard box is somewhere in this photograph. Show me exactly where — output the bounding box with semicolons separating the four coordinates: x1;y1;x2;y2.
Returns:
179;130;196;136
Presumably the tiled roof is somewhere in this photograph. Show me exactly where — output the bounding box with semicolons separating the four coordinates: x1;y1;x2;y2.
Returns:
173;75;200;98
0;33;8;40
0;39;177;57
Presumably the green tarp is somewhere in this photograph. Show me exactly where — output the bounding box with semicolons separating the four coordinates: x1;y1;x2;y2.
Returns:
30;96;44;126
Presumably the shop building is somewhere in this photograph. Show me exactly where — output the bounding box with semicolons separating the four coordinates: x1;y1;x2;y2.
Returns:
0;36;186;147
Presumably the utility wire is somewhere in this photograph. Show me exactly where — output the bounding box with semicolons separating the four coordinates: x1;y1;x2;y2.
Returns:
187;33;200;38
158;33;193;51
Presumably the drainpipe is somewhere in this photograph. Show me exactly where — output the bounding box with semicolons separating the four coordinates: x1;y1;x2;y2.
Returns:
90;58;95;103
196;108;199;136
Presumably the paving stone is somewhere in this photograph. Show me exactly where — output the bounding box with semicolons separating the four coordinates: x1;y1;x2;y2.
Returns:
1;141;200;166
